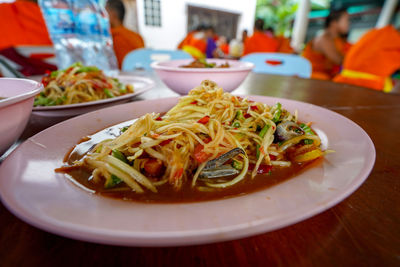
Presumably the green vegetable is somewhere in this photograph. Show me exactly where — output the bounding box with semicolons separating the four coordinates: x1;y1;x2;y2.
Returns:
120;126;129;133
300;123;315;135
257;125;271;159
76;66;99;73
232;160;243;170
95;145;103;153
112;149;128;163
198;58;216;68
104;174;122;189
259;125;270;138
50;70;61;78
104;88;114;98
55;95;67;105
272;103;282;123
232;121;241;128
235;110;245;121
70;62;83;68
303;139;314;145
34;95;55;106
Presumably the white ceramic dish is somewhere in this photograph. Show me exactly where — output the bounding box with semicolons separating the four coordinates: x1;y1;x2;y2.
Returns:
32;75;154;117
151;59;254;94
0;96;375;246
0;78;43;155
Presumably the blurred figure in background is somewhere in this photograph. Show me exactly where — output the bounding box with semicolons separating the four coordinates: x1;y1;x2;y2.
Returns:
0;0;51;50
334;25;400;92
217;36;229;55
106;0;144;68
302;8;350;80
243;19;278;56
177;25;204;50
181;25;207;59
265;26;294;54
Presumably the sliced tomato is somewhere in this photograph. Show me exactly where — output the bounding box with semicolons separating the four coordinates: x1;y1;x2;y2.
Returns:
160;139;172;146
244;113;251;119
155;117;162;121
144;158;164;177
197;116;210;124
190;101;198;104
203;137;212;144
269;154;277;160
250;105;258;111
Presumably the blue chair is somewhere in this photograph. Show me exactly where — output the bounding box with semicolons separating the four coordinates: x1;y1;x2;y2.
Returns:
122;48;192;71
240;53;311;78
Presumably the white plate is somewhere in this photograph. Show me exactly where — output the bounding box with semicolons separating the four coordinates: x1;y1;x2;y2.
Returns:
0;96;375;246
32;75;154;117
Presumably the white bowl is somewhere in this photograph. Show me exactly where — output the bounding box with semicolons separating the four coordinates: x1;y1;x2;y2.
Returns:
0;78;43;155
151;59;254;94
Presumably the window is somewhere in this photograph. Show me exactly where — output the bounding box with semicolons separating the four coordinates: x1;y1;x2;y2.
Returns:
144;0;161;27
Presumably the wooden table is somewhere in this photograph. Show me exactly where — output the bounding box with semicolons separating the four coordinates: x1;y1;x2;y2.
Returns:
1;73;399;266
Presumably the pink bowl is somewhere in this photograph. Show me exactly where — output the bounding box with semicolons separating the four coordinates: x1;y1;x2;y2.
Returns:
151;59;254;94
0;78;43;155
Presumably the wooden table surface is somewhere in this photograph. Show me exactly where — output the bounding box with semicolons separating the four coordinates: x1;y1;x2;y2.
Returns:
1;73;400;266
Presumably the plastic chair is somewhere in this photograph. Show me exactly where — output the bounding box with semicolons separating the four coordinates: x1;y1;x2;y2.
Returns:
240;53;311;78
122;48;192;71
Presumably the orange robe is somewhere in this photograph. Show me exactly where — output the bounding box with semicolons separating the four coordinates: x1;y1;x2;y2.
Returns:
276;36;294;54
182;34;207;59
243;32;279;56
302;37;348;80
334;25;400;92
0;0;52;50
111;26;145;68
178;31;195;49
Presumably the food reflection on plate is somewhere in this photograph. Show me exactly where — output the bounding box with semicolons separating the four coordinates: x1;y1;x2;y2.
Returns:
34;62;134;107
57;80;330;203
180;59;230;68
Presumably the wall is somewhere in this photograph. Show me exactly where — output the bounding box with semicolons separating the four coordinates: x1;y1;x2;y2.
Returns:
136;0;256;49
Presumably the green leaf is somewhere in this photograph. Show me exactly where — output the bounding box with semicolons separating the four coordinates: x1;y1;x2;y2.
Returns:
112;149;128;163
104;88;114;98
104;174;122;189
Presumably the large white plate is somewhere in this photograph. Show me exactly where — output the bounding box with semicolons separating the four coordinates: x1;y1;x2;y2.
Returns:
0;96;375;246
32;75;154;117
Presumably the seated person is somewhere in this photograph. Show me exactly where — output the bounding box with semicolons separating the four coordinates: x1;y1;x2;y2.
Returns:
181;25;214;59
334;25;400;92
178;25;205;50
302;8;350;80
0;0;52;50
106;0;145;68
243;19;278;56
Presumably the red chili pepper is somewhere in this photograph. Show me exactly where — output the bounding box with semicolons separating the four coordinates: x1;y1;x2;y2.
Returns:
174;168;184;180
194;144;211;163
244;113;251;119
45;70;52;75
250;105;258;111
41;77;49;87
269;154;277;160
190;101;198;104
160;139;172;146
155;117;162;121
248;163;273;174
197;116;210;124
203;137;212;144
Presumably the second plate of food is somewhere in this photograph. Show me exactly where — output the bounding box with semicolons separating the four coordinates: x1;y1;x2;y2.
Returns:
0;80;375;246
32;63;155;117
